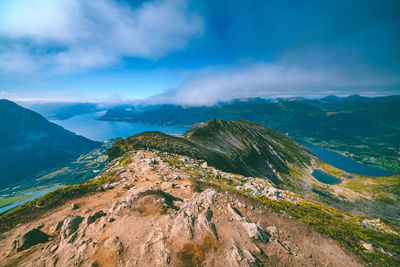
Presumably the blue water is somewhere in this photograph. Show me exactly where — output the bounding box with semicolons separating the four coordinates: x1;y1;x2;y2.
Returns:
53;113;391;176
51;111;189;141
312;170;342;185
0;185;64;214
298;140;391;176
0;113;188;214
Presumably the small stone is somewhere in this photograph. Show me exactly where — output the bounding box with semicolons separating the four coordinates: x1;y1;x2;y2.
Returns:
267;226;278;236
160;182;175;190
71;203;79;210
238;202;247;208
50;245;58;253
109;218;115;222
361;242;373;252
104;184;114;190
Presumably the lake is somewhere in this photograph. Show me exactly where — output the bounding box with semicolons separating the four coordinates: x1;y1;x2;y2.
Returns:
2;115;390;213
298;140;391;176
51;111;189;141
312;170;342;185
53;113;391;177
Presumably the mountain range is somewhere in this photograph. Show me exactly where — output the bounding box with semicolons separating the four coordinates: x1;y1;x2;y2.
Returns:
0;99;101;188
100;95;400;173
0;118;399;266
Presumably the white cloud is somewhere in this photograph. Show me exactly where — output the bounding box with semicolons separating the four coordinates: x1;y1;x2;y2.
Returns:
150;63;400;106
0;0;203;75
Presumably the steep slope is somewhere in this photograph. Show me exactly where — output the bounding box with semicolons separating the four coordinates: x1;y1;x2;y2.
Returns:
0;99;101;188
107;119;400;225
1;150;399;266
108;119;317;188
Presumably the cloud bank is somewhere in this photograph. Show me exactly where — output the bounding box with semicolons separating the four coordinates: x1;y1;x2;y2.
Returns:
151;63;400;106
0;0;203;75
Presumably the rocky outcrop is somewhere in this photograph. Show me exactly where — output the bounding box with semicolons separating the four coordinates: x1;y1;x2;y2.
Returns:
14;228;50;252
61;216;84;239
0;150;366;267
228;204;270;243
87;210;106;225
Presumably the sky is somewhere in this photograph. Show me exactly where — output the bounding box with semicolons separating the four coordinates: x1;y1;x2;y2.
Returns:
0;0;399;105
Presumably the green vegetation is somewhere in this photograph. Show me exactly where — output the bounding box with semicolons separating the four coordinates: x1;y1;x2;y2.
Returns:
341;175;400;203
0;99;101;188
256;197;400;266
1;141;111;196
118;156;132;166
108;119;315;189
159;151;400;266
101;95;400;172
0;172;117;234
184;165;400;265
0;194;32;208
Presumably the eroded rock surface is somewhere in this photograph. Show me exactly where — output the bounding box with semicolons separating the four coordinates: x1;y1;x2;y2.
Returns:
0;150;366;267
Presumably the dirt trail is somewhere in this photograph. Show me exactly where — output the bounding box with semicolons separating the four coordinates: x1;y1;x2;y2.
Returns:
0;150;365;266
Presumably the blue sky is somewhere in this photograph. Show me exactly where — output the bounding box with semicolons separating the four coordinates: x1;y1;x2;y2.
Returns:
0;0;399;105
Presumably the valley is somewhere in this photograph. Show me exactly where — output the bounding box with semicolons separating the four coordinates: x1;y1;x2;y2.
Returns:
99;95;400;173
1;1;399;266
1;102;399;266
1;142;399;266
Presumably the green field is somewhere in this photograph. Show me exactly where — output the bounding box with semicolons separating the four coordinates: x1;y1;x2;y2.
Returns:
0;194;32;208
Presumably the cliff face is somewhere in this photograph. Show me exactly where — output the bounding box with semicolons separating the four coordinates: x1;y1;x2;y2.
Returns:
0;99;100;188
0;150;366;267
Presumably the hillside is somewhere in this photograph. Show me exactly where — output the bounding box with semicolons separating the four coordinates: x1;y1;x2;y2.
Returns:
0;99;101;188
107;119;400;225
0;119;399;266
100;95;400;173
24;102;103;120
0;149;399;266
108;119;316;189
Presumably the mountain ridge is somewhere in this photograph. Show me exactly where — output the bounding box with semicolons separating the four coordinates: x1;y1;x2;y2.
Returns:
108;119;316;188
0;99;101;188
99;95;400;173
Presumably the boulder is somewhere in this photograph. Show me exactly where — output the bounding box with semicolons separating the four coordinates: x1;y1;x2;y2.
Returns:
16;228;50;251
62;216;84;238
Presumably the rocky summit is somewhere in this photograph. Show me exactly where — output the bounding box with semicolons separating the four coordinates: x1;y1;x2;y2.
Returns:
0;150;366;266
108;119;317;189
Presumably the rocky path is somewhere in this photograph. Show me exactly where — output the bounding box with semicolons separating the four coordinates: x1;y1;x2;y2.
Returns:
0;150;364;266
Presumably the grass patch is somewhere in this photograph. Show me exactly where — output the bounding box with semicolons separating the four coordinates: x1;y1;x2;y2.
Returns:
0;194;32;208
118;156;132;166
341;175;400;202
0;172;117;234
